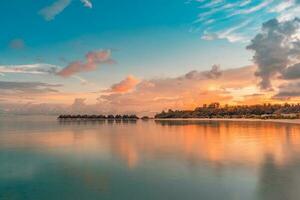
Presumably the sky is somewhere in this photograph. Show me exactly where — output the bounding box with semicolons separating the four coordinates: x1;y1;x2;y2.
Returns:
1;0;300;115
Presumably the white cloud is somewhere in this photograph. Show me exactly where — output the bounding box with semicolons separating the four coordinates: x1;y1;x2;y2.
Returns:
0;64;59;74
0;63;87;84
39;0;93;21
269;1;294;13
80;0;92;8
277;5;300;22
199;0;224;9
201;20;251;42
39;0;72;21
192;0;300;43
229;0;273;16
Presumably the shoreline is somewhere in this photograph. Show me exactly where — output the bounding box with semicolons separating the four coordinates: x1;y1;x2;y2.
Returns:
154;118;300;125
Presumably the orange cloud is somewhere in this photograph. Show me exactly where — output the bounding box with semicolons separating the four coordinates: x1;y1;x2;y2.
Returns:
57;50;114;77
84;65;263;116
110;75;140;93
3;65;300;116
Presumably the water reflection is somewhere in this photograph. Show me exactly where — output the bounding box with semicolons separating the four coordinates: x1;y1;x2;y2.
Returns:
1;120;300;168
1;118;300;199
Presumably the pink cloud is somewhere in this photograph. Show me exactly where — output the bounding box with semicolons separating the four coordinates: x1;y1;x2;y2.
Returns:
5;65;296;116
110;75;140;93
95;65;260;115
57;50;114;77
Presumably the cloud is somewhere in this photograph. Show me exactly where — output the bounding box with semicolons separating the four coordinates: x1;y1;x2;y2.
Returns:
108;75;140;93
72;75;89;85
230;0;272;16
80;0;92;8
9;39;25;50
0;64;59;75
273;0;300;22
0;65;261;116
198;0;224;9
201;31;246;43
0;81;62;94
0;50;113;79
273;82;300;99
247;18;300;89
71;98;87;112
193;0;300;43
201;20;251;42
203;64;222;79
0;103;68;115
269;1;294;13
0;63;88;85
39;0;72;21
96;65;258;114
57;50;114;77
0;50;109;83
185;64;223;80
39;0;92;21
281;63;300;80
0;50;114;78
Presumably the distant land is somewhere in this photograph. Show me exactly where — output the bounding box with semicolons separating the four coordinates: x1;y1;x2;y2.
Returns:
58;103;300;120
154;103;300;119
58;114;148;120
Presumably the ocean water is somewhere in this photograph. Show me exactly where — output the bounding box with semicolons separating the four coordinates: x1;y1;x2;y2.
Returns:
1;116;300;200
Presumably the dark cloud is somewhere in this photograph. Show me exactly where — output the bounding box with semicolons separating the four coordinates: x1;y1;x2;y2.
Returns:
244;93;264;98
281;63;300;80
185;64;223;80
247;18;300;89
274;91;300;99
203;64;222;79
273;82;300;99
0;81;62;94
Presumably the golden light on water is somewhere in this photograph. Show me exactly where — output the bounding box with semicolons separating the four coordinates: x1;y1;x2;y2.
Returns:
1;121;300;169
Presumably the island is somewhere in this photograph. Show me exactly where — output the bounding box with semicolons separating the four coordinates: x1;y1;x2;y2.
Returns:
154;103;300;119
57;103;300;121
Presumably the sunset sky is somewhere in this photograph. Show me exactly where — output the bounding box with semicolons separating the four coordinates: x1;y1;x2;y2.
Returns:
1;0;300;115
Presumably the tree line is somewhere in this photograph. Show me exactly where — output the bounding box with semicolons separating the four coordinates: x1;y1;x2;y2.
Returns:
155;103;300;119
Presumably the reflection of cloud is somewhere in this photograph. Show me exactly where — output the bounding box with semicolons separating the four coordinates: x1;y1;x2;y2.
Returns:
258;153;300;200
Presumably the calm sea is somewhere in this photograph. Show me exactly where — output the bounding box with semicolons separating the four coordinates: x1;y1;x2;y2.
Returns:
1;116;300;200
